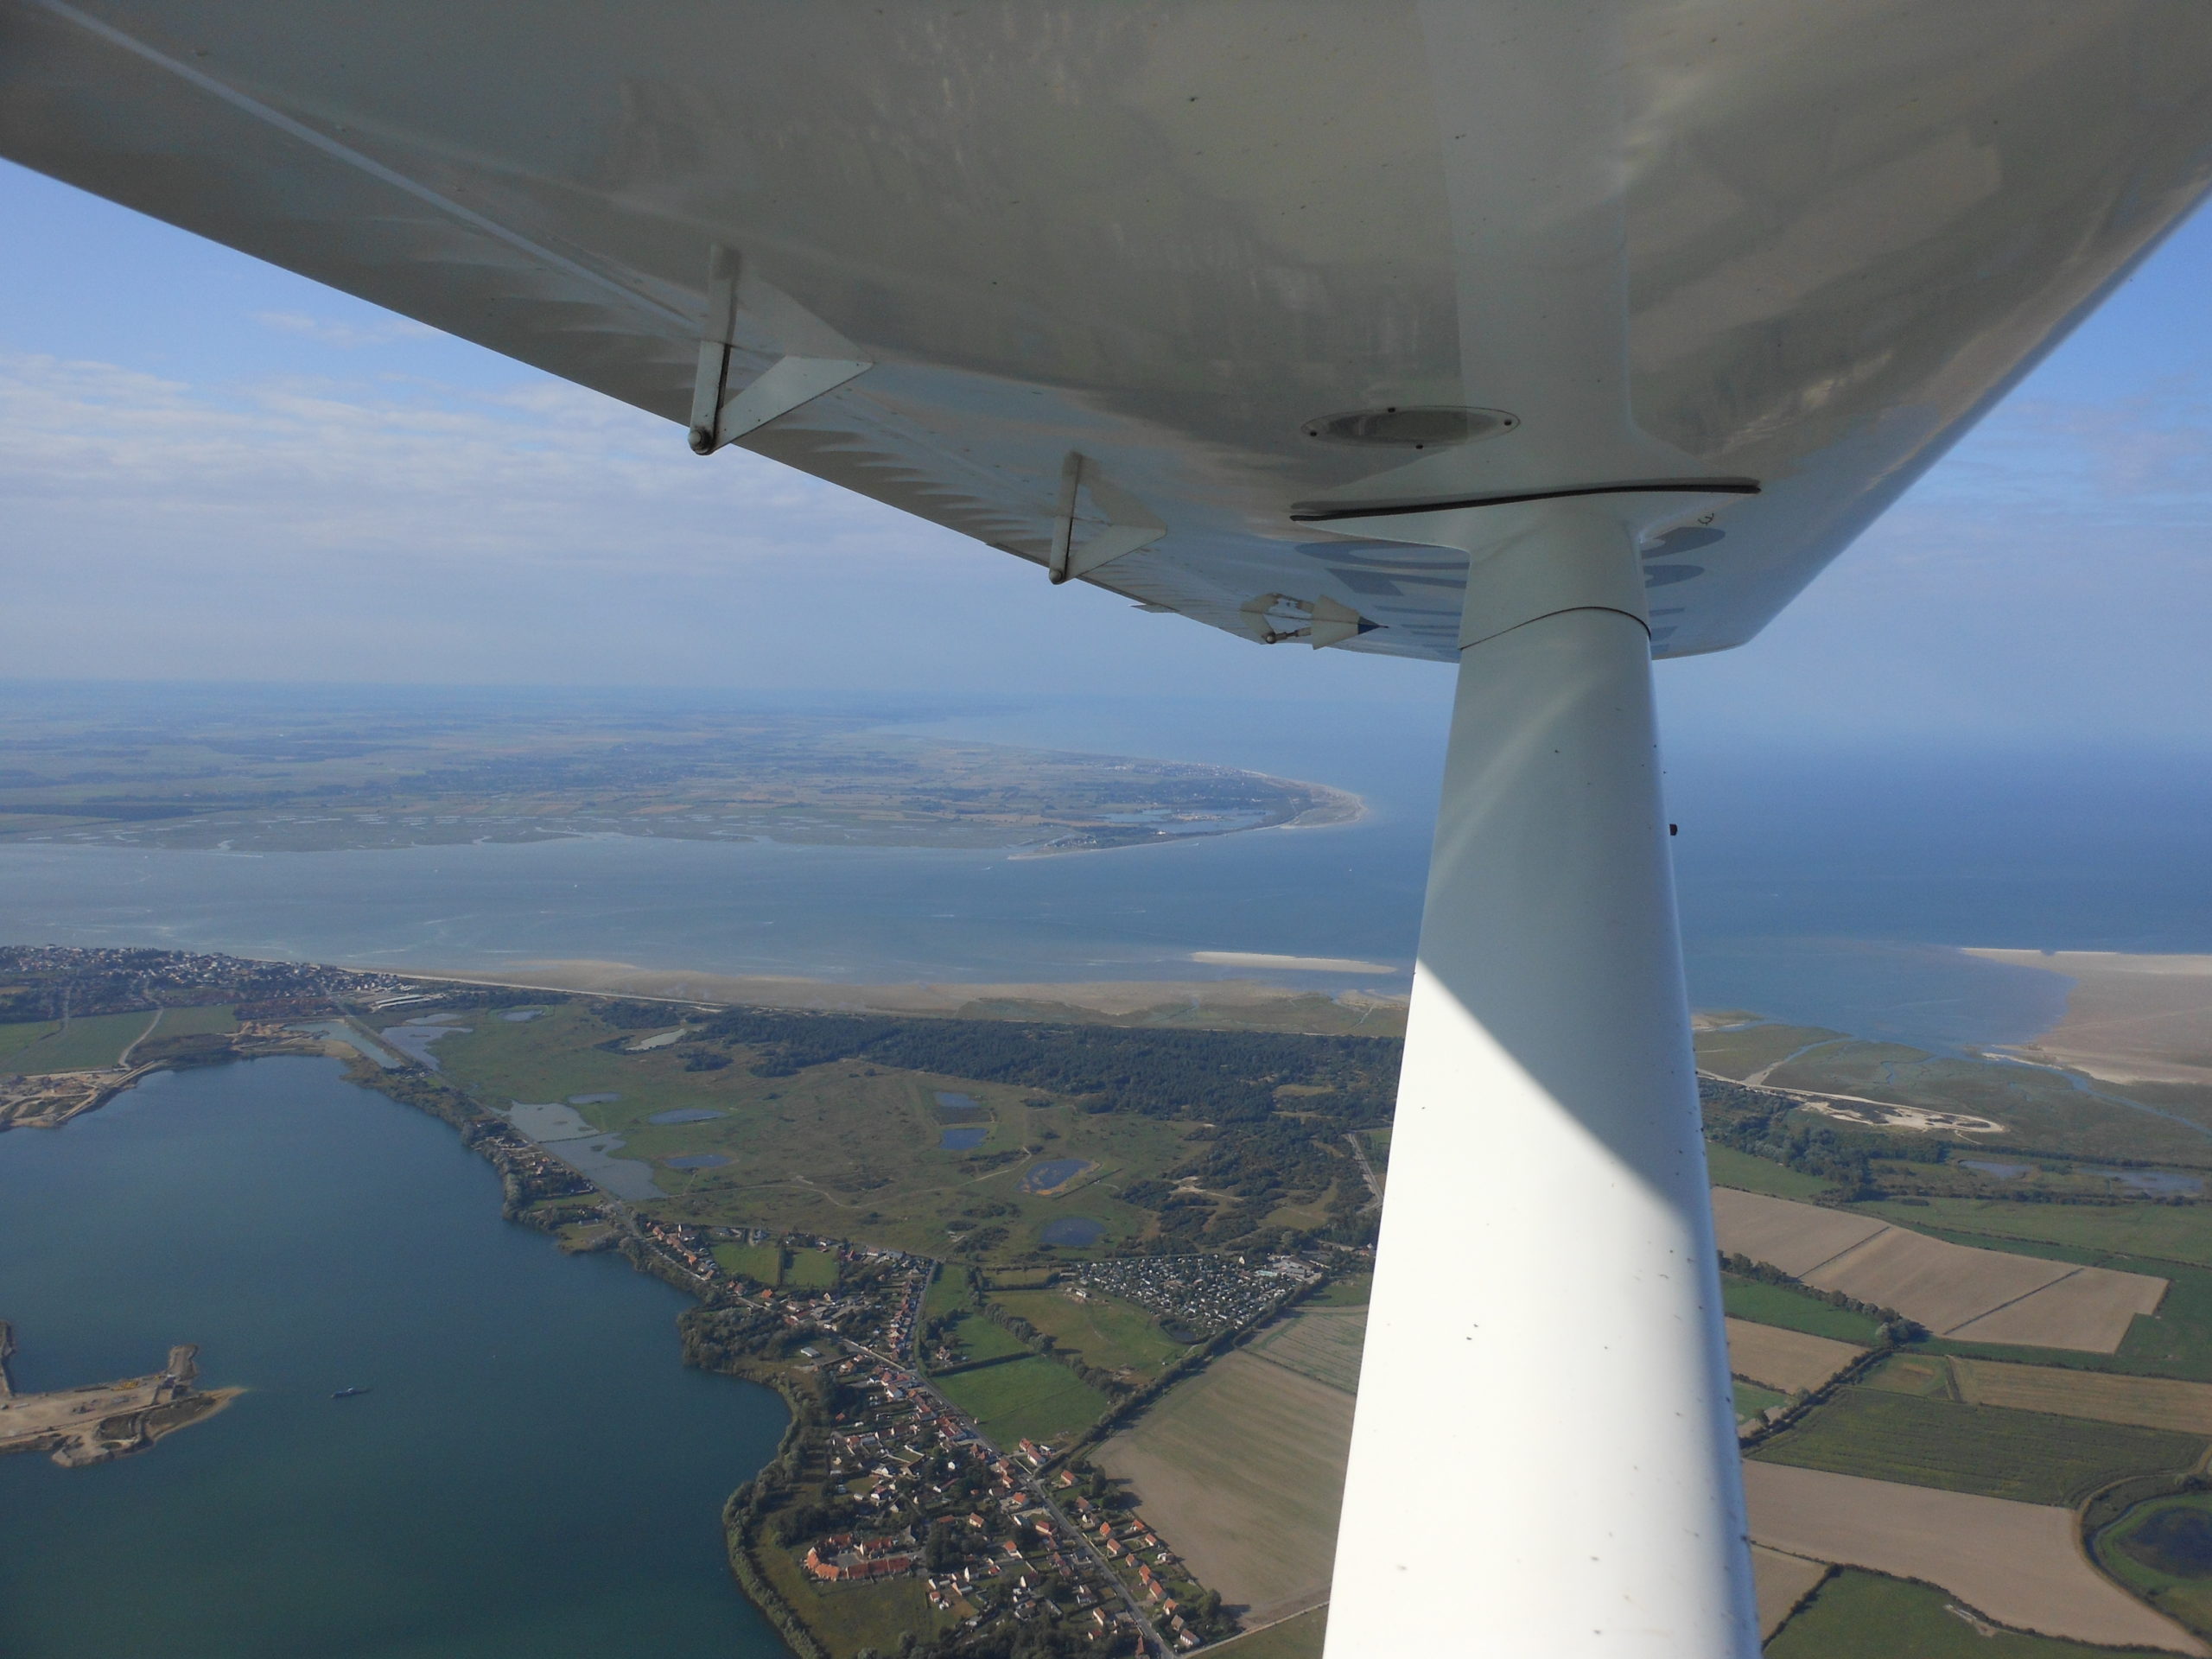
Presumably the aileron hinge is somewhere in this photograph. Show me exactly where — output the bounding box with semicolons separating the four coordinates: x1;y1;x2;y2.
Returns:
689;245;871;455
1049;452;1167;583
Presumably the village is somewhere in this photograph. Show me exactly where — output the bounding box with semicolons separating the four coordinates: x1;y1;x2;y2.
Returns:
1071;1253;1323;1333
611;1214;1249;1653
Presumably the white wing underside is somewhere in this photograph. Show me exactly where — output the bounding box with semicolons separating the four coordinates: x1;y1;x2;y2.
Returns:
5;0;2211;660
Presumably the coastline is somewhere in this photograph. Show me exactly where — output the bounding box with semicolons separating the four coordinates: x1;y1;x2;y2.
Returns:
1961;949;2212;1088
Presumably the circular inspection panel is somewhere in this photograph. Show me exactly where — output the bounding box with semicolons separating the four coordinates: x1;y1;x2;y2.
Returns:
1300;405;1519;448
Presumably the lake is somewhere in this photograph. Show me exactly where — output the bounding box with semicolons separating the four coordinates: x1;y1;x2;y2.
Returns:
0;1058;791;1659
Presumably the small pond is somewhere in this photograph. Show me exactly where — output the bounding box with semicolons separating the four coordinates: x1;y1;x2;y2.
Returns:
2083;1167;2205;1197
380;1024;470;1070
1020;1158;1091;1193
663;1154;731;1171
499;1008;548;1022
933;1090;986;1121
570;1093;622;1105
1040;1217;1104;1248
939;1126;988;1151
2117;1501;2212;1578
649;1108;725;1125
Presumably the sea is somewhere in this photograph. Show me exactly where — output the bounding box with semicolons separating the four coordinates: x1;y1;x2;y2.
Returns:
4;690;2212;1655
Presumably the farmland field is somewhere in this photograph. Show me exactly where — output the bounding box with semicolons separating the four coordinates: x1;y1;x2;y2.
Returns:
1734;1379;1788;1422
1859;1199;2212;1271
1715;1189;2165;1352
1750;1548;1829;1639
1744;1462;2205;1651
1244;1308;1367;1395
1722;1277;1885;1344
1954;1357;2212;1433
1095;1350;1353;1624
1726;1318;1863;1394
990;1287;1190;1384
1213;1605;1325;1659
933;1354;1104;1448
1751;1387;2205;1505
1766;1567;2163;1658
1703;1145;1834;1199
3;1009;156;1073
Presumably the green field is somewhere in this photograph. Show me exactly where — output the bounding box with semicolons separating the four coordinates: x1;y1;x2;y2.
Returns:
1307;1272;1370;1308
783;1248;839;1289
2090;1491;2212;1639
711;1243;784;1285
156;1004;239;1037
991;1287;1190;1383
1767;1567;2148;1657
925;1263;972;1317
0;1019;60;1065
1722;1277;1886;1344
4;1009;158;1073
1751;1387;2205;1506
1859;1198;2212;1270
1214;1605;1325;1659
1733;1379;1788;1421
941;1313;1030;1367
1704;1144;1836;1199
1861;1352;1957;1398
933;1353;1106;1447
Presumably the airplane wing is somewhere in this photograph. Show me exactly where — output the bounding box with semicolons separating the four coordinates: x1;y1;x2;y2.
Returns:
5;0;2209;661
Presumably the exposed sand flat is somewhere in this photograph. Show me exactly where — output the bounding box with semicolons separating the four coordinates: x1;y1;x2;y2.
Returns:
1965;949;2212;1086
1742;1462;2209;1654
1709;1189;1889;1278
1947;1265;2168;1351
1802;1227;2072;1337
1750;1547;1830;1639
1726;1319;1863;1395
1953;1357;2212;1432
1188;951;1401;975
1713;1190;2166;1353
407;959;1409;1023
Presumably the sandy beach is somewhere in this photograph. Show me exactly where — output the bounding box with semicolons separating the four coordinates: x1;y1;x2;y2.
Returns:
1964;950;2212;1086
402;958;1410;1031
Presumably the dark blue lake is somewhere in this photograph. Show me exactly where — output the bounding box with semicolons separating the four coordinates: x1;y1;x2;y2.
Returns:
939;1126;988;1150
0;1058;789;1659
1040;1217;1105;1248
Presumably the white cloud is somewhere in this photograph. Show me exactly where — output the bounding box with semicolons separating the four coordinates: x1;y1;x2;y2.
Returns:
252;310;444;349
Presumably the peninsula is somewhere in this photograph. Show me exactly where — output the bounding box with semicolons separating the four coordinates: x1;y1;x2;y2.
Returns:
0;1322;238;1468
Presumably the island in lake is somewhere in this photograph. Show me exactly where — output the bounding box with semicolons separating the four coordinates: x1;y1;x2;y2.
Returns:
0;1321;238;1468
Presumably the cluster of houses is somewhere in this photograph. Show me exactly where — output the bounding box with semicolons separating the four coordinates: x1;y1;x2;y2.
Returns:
612;1217;1231;1654
468;1119;598;1205
1070;1252;1321;1332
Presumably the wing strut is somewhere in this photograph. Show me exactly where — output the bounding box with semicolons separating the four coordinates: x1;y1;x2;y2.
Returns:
1324;493;1758;1656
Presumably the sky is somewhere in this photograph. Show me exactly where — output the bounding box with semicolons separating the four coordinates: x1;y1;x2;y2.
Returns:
4;156;2211;755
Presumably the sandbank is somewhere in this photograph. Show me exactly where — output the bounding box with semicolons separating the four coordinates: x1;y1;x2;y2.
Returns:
1964;949;2212;1086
